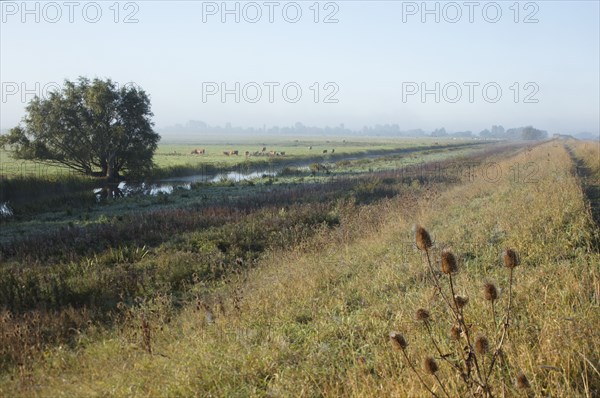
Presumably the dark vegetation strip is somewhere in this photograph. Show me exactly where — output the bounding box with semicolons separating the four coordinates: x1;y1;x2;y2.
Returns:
565;144;600;251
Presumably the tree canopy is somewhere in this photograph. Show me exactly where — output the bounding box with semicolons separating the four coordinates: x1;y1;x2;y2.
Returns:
1;77;160;179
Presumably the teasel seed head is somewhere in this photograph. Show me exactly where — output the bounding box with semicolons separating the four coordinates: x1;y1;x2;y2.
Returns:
484;282;499;301
423;356;439;375
475;335;490;355
441;249;458;274
450;325;462;340
454;295;469;309
389;332;408;350
503;248;519;269
415;308;431;322
515;372;531;389
415;225;433;251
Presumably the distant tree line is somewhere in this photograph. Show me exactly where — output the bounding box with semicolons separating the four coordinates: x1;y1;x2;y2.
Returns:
160;120;549;140
478;125;548;140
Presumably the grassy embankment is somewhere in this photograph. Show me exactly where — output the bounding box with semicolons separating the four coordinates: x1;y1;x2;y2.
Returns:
1;140;598;396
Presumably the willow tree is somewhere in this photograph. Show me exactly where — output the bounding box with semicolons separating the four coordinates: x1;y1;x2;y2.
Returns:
1;77;160;180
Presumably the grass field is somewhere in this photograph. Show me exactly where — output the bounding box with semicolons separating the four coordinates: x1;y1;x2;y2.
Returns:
0;138;598;397
153;138;478;167
1;137;481;178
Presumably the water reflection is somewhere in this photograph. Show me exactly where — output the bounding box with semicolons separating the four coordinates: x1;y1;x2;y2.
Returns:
208;171;275;183
94;184;125;201
94;181;193;201
94;170;278;201
0;202;13;218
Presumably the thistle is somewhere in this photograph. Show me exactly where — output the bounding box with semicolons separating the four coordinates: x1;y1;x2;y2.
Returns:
503;248;519;269
441;249;458;274
389;332;408;350
484;282;499;333
454;295;469;309
475;335;489;355
390;332;440;397
424;357;439;375
424;356;451;398
450;325;461;340
484;282;498;301
515;372;531;389
416;308;431;322
392;227;523;398
415;225;433;251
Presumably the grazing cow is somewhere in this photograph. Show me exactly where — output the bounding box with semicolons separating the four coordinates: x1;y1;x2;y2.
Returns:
191;148;205;155
279;151;285;156
269;150;276;156
323;149;328;154
231;150;239;156
262;147;267;152
223;151;231;156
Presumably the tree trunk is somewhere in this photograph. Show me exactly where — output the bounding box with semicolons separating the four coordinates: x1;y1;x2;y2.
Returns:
105;153;120;181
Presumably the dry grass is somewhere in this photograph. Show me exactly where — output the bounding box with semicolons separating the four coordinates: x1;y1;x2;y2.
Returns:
1;141;598;397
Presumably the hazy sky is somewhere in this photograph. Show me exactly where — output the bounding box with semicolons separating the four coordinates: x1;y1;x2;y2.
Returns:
1;1;599;135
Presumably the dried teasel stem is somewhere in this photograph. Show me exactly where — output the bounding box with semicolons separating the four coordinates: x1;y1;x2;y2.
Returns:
424;357;451;398
417;237;486;392
389;332;440;397
475;335;490;372
485;250;519;384
449;275;486;391
415;230;459;321
484;282;499;336
419;312;468;382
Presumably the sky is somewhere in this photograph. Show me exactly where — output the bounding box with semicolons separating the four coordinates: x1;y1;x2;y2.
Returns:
1;0;599;136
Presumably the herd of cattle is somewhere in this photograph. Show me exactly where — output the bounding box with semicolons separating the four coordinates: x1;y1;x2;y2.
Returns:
190;146;335;156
